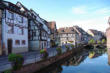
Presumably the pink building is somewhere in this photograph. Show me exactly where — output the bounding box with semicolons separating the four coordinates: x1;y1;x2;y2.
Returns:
106;17;110;48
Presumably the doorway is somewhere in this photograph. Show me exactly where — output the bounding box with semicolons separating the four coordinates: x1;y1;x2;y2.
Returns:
7;39;12;54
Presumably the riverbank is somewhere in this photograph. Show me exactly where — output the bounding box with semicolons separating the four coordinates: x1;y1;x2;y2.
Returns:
14;47;83;73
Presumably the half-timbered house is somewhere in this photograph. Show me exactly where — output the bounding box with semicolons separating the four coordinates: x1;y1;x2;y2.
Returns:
58;27;79;46
17;2;51;50
29;9;51;50
29;9;51;49
0;1;28;55
16;2;41;51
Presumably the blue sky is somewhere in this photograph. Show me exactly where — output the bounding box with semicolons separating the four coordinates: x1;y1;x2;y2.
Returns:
6;0;110;32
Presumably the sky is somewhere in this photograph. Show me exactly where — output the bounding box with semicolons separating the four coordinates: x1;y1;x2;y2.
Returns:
5;0;110;32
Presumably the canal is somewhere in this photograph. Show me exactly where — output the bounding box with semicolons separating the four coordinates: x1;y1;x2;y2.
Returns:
35;48;110;73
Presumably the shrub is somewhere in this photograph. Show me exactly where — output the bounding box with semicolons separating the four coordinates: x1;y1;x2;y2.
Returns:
71;45;74;48
8;53;16;62
89;39;95;44
102;39;106;44
56;47;62;55
65;45;70;51
3;70;12;73
40;49;45;54
8;54;24;70
97;40;101;44
40;49;48;59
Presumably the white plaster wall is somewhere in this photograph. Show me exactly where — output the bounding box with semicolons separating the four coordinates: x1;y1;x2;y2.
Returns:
2;10;28;54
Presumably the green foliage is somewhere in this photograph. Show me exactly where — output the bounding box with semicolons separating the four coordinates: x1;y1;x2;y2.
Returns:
102;39;106;44
3;70;12;73
97;40;101;44
8;54;24;70
8;53;17;62
65;45;70;51
56;47;62;55
89;39;95;44
40;49;46;54
40;49;48;59
71;45;74;48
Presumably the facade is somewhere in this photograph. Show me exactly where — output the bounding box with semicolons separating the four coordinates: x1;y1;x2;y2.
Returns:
73;26;92;44
0;1;28;55
58;27;79;46
40;19;51;49
106;17;110;48
17;2;51;50
16;2;41;51
87;29;104;41
48;21;58;47
58;26;92;46
28;11;40;51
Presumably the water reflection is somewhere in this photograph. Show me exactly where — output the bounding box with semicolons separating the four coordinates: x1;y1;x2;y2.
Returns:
36;48;107;73
89;49;107;59
107;49;110;65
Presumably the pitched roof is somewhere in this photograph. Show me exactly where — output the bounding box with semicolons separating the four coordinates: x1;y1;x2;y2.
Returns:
88;29;99;35
1;1;28;17
58;27;77;34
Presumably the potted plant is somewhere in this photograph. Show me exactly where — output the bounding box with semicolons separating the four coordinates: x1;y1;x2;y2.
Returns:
65;45;70;51
8;53;24;70
71;44;74;49
56;47;62;55
40;49;48;59
102;39;106;44
88;39;95;45
97;40;101;44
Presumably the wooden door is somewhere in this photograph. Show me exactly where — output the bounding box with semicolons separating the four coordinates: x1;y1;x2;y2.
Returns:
7;39;12;54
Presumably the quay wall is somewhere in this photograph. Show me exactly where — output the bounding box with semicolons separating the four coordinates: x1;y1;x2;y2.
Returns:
14;47;83;73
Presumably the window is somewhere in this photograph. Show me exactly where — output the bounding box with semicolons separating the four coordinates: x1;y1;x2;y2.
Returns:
21;17;23;23
19;16;23;23
15;40;20;45
8;11;14;20
22;40;25;45
18;28;24;35
21;28;24;35
8;26;14;34
33;31;36;36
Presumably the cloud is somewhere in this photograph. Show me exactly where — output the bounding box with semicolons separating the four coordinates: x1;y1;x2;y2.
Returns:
56;16;109;32
95;8;110;14
71;6;110;15
72;6;87;14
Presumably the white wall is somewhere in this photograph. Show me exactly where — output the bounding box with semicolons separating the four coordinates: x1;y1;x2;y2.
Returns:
2;10;28;54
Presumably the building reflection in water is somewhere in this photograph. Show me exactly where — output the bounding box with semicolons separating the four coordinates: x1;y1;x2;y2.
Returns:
107;48;110;65
89;49;106;59
39;48;107;73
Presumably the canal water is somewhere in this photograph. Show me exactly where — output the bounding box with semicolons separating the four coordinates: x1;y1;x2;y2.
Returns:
37;48;110;73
